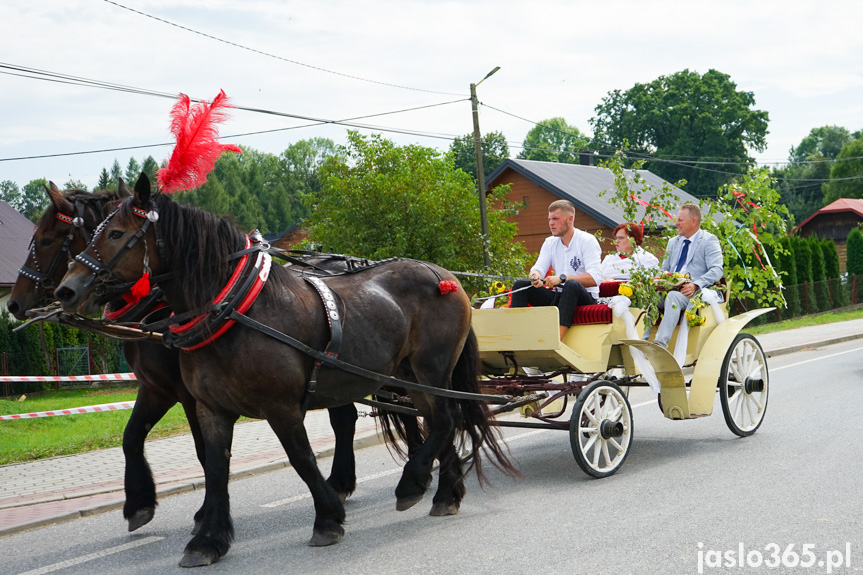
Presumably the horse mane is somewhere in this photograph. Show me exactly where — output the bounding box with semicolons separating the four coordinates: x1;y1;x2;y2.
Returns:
116;193;267;313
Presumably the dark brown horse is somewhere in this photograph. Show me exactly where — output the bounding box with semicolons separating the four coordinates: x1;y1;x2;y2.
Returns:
7;181;393;534
55;174;515;567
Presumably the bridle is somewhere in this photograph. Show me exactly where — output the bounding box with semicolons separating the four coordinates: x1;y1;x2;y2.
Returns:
18;198;93;292
72;201;168;297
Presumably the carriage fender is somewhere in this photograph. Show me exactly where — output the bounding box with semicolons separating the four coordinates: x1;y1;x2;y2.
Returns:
688;308;775;416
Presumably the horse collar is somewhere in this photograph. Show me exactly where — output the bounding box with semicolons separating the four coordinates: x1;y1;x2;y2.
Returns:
159;235;272;351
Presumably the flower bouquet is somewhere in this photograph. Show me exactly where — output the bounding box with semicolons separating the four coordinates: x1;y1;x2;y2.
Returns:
618;267;692;330
685;292;707;327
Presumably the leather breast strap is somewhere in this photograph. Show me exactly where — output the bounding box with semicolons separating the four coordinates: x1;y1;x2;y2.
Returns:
302;275;343;411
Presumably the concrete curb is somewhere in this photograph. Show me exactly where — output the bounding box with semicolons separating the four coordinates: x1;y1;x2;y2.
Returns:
763;333;863;358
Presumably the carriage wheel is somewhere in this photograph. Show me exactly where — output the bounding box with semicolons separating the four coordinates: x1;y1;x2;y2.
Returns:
569;381;633;478
719;334;769;437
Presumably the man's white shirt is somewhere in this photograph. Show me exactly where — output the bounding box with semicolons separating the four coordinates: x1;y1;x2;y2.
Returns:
530;230;603;298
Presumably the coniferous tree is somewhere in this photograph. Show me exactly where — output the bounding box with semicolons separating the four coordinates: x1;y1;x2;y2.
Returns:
847;227;863;303
124;158;141;184
97;168;111;190
808;236;828;312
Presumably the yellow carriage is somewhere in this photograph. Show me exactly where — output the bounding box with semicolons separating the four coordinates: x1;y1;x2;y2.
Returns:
471;282;772;478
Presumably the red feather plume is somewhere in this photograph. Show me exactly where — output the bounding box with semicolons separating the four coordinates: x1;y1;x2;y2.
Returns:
156;90;242;193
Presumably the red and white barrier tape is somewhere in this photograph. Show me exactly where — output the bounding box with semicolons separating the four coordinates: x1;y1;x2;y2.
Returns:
0;373;138;383
0;401;137;420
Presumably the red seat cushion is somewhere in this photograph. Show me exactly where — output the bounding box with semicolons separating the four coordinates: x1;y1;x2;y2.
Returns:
599;281;624;298
572;304;613;325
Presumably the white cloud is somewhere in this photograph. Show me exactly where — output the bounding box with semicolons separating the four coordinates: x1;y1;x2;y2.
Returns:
1;0;862;188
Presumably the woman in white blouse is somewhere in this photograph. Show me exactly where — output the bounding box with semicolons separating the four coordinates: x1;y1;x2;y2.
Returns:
600;223;659;280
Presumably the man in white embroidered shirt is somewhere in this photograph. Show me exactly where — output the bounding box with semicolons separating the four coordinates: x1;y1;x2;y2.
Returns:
510;200;603;341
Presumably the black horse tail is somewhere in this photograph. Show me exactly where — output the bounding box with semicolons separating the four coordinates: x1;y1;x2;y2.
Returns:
452;327;521;484
375;400;427;461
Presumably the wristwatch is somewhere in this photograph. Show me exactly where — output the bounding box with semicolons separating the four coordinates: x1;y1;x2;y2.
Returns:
559;274;567;283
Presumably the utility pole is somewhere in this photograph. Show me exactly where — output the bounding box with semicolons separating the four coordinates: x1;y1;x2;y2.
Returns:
470;66;499;270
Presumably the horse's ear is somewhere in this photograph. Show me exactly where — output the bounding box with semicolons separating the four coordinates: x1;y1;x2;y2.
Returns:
133;172;152;206
117;178;132;198
44;181;72;212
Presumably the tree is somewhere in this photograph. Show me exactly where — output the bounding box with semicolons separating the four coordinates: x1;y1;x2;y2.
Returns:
109;159;123;187
96;168;111;191
773;126;854;224
305;131;531;288
823;138;863;203
450;131;510;180
124;157;141;184
590;69;769;198
808;236;829;312
64;179;87;191
19;179;50;221
847;227;863;277
140;156;159;186
0;180;22;208
516;118;589;164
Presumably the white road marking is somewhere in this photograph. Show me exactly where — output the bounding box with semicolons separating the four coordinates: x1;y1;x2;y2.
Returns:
771;346;863;372
15;536;163;575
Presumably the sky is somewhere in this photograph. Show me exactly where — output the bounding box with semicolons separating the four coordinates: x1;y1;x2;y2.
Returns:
1;0;862;192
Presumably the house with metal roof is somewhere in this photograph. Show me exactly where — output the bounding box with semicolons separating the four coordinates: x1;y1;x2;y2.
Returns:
485;158;701;256
0;201;35;308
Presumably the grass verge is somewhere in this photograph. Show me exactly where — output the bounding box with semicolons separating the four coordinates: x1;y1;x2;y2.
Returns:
745;308;863;335
0;387;190;465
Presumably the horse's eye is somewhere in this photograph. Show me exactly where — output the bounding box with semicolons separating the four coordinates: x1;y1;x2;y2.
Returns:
109;230;125;240
39;238;53;247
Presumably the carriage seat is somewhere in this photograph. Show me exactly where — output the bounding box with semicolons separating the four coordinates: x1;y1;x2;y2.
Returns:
568;281;623;326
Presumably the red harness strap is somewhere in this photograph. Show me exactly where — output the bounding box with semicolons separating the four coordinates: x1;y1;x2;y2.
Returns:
167;235;272;351
170;237;252;336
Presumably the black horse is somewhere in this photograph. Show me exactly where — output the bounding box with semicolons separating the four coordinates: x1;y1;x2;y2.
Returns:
7;181;410;534
55;174;516;567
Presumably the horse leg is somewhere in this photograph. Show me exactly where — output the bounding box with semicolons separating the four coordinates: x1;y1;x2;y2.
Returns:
395;395;456;512
325;404;357;503
267;412;346;547
401;413;425;459
429;431;465;516
123;383;175;532
180;409;238;568
181;393;208;535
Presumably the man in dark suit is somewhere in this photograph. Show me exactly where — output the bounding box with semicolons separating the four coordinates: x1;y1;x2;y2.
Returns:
649;203;724;349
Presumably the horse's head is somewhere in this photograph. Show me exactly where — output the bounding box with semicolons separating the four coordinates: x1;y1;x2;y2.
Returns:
55;173;163;315
6;181;130;320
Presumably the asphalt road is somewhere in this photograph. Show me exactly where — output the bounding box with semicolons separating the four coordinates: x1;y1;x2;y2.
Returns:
3;340;862;575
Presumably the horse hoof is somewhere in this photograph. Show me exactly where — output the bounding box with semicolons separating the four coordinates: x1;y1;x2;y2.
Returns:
429;502;459;517
308;529;343;547
190;519;203;536
179;551;218;568
337;492;348;505
396;494;423;511
127;507;155;532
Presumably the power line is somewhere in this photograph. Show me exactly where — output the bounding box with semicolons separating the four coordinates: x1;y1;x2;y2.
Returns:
0;62;467;162
102;0;464;97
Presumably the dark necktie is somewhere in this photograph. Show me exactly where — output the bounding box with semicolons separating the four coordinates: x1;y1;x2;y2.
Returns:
674;239;690;272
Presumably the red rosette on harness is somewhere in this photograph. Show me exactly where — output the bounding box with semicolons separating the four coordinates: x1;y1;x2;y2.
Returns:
156;90;242;194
